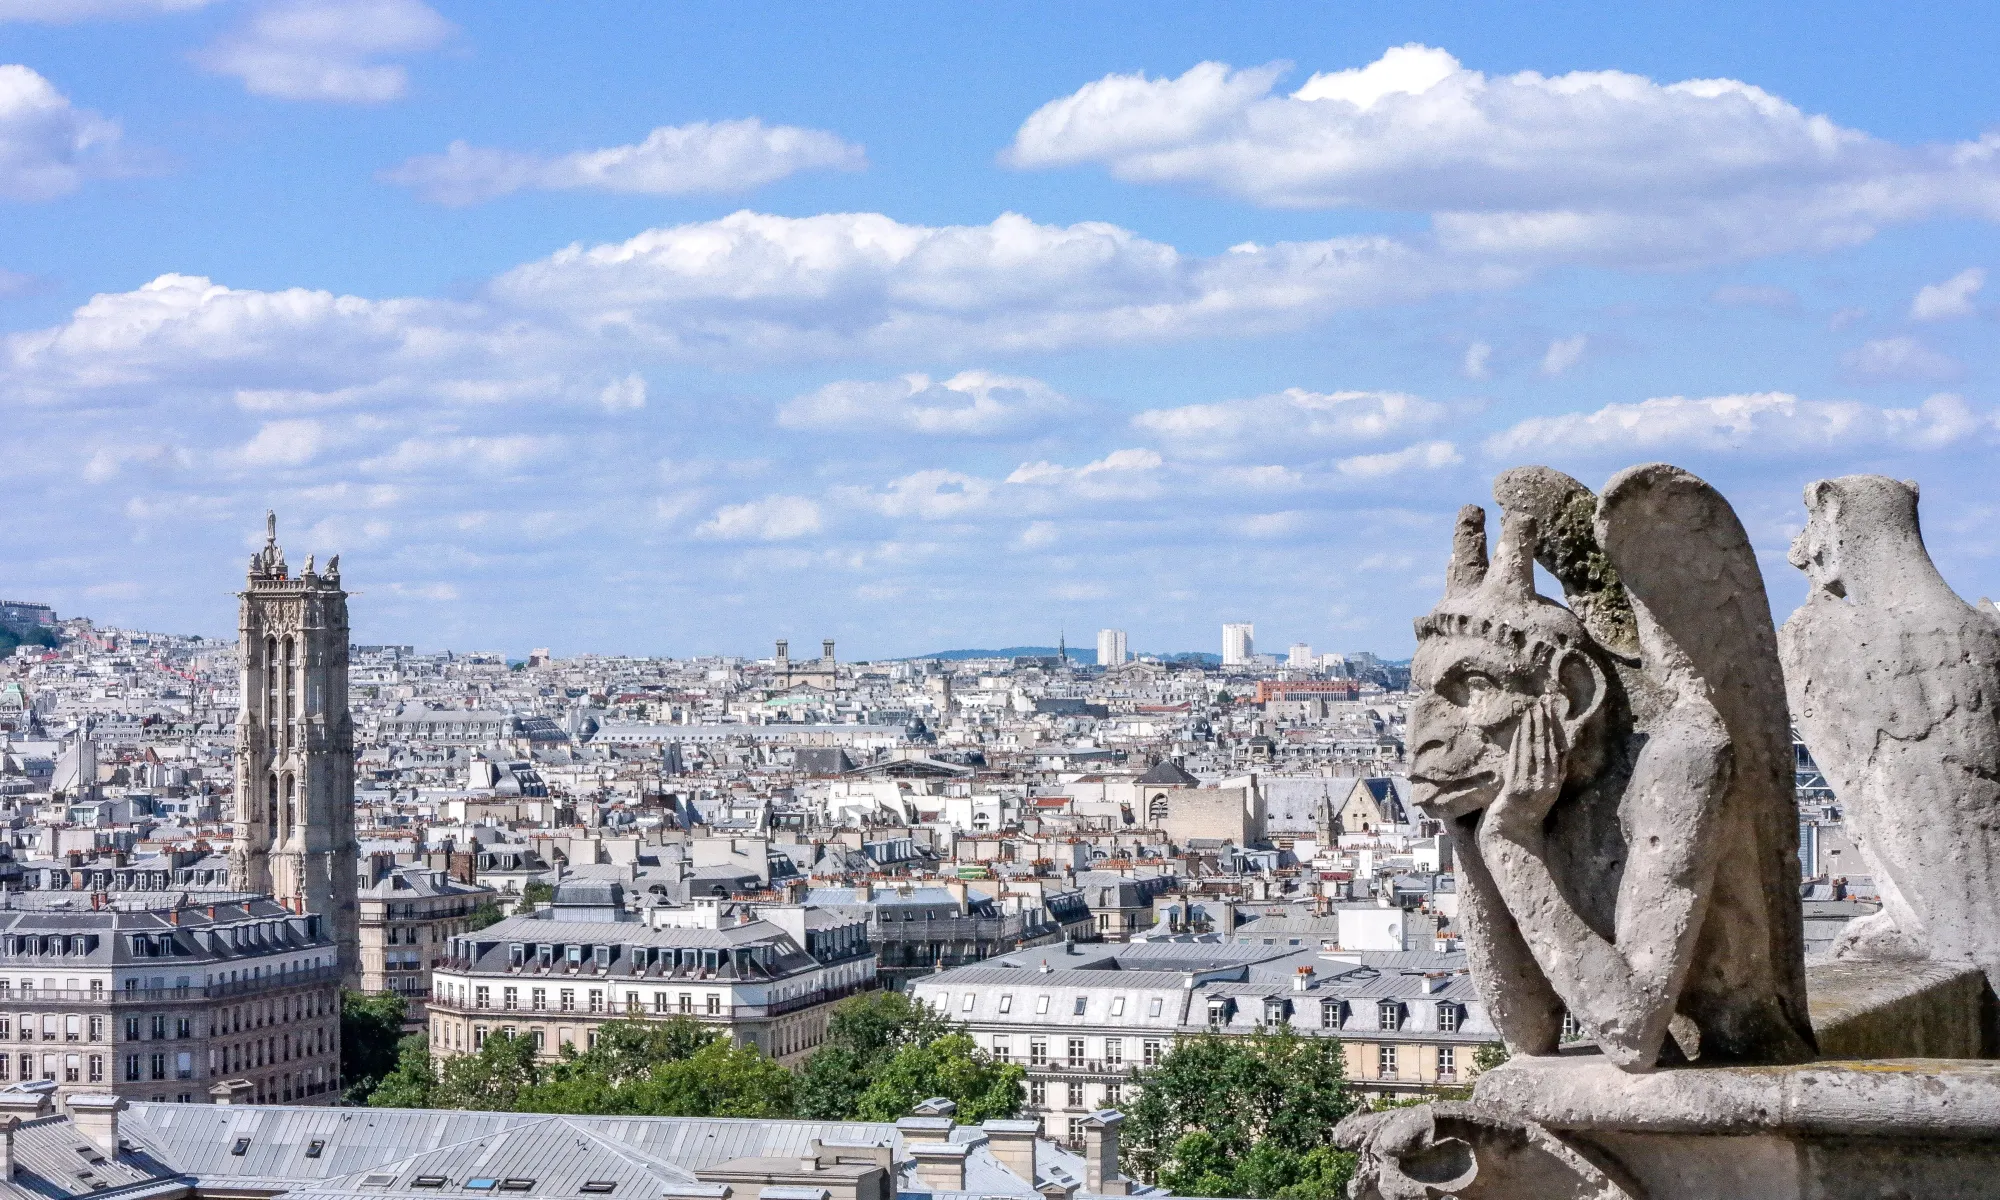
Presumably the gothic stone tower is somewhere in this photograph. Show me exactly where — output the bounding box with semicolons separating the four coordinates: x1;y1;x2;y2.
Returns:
230;512;360;986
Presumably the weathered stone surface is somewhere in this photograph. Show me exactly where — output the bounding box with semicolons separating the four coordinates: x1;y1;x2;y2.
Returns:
1806;958;1985;1059
1336;1056;2000;1199
1409;464;1814;1073
1778;475;2000;1012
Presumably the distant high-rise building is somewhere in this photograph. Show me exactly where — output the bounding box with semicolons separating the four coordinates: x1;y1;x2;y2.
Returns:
1096;629;1128;666
1222;623;1255;666
1288;642;1314;668
230;512;360;987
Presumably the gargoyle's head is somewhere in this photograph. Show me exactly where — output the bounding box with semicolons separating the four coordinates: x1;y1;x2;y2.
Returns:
1789;475;1921;600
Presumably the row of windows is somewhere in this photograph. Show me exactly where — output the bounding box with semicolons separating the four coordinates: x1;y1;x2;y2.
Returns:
996;1035;1158;1069
1026;1079;1125;1111
941;990;1464;1032
467;985;726;1016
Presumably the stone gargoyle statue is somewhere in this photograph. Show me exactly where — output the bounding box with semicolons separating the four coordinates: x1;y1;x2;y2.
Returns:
1409;463;1816;1071
1779;475;2000;990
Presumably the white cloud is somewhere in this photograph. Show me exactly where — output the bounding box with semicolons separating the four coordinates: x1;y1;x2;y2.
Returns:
0;0;214;18
1486;391;1990;457
598;372;646;412
385;119;865;205
1007;447;1162;487
779;369;1069;436
1016;520;1059;548
696;495;822;541
1843;335;1962;381
0;65;123;200
361;434;551;473
1462;341;1492;379
1541;334;1587;376
1131;387;1441;457
1007;46;2000;267
233;418;325;466
195;0;451;103
1911;267;1985;321
836;469;993;519
1336;440;1461;478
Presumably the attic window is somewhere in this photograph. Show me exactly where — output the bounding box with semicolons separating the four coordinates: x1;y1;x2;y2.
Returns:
362;1175;398;1188
465;1180;498;1190
231;1138;250;1156
499;1180;535;1191
414;1177;450;1189
580;1183;618;1194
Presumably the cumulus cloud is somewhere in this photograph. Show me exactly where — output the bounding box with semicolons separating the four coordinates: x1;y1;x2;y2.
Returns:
361;433;552;473
1336;440;1461;478
835;469;993;519
778;370;1069;435
696;494;822;541
1911;267;1984;320
1842;335;1962;381
1006;448;1164;500
598;373;646;412
1462;341;1492;379
1486;391;1989;458
233;418;325;467
0;65;123;200
1007;45;2000;267
1541;334;1587;376
194;0;451;103
0;0;214;18
384;119;865;205
1131;387;1442;457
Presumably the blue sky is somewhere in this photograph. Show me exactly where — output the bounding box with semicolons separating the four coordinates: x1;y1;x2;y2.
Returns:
5;1;2000;658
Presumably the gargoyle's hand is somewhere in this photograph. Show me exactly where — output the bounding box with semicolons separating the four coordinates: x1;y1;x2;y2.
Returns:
1487;695;1565;839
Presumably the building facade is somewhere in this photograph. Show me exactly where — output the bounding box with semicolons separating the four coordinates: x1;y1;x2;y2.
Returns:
356;860;496;1015
229;513;360;986
1095;630;1128;667
910;940;1495;1140
1222;623;1255;666
428;882;876;1067
0;895;341;1107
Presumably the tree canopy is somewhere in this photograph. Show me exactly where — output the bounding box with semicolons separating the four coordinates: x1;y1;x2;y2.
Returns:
340;990;409;1103
1122;1028;1358;1200
797;990;1021;1122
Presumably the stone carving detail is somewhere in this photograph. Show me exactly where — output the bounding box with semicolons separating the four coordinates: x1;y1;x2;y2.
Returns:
1336;1102;1642;1200
1778;475;2000;985
1409;463;1815;1071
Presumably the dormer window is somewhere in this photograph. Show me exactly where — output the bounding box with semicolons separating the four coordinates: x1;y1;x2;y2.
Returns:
1321;999;1348;1029
508;944;525;967
1379;1001;1404;1031
1263;998;1288;1025
1436;1002;1462;1033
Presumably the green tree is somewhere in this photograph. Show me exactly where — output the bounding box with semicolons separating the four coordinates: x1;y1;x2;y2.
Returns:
516;1024;794;1118
340;990;409;1103
517;880;556;913
854;1032;1024;1122
430;1031;541;1110
466;900;506;931
1123;1028;1357;1198
797;990;957;1119
369;1033;438;1108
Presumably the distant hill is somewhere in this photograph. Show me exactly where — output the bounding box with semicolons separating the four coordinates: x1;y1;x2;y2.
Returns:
906;646;1223;666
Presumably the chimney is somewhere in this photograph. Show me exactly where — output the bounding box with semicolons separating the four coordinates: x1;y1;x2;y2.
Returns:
1293;966;1313;992
982;1119;1039;1183
908;1144;968;1193
0;1116;14;1181
893;1115;954;1147
854;881;870;903
65;1094;123;1158
1081;1111;1127;1196
209;1079;255;1105
0;1086;53;1121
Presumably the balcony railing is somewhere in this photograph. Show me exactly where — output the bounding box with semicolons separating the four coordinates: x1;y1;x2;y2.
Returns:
434;978;877;1022
0;964;341;1006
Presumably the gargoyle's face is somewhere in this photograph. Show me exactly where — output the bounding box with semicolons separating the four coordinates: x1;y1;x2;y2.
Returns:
1787;491;1845;598
1408;635;1543;820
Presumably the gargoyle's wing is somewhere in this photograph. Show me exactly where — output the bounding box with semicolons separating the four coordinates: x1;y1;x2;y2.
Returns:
1596;463;1813;1053
1595;463;1790;789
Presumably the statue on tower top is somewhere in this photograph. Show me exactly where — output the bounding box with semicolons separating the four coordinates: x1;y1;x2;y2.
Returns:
250;510;289;580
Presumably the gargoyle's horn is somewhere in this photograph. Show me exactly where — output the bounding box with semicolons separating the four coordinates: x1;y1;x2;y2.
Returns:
1444;505;1489;599
1491;510;1539;600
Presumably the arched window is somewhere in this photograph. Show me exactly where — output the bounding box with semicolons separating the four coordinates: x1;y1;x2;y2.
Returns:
1148;794;1169;823
264;637;279;724
267;773;279;833
281;773;295;834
